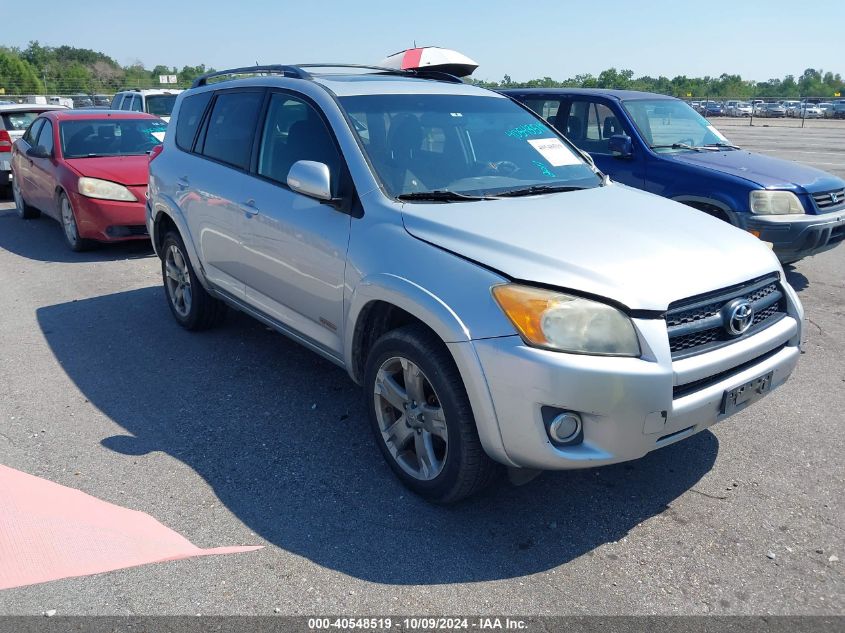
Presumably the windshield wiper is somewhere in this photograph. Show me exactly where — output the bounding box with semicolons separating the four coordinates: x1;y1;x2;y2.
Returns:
495;184;587;198
397;190;493;202
650;143;706;152
703;142;741;150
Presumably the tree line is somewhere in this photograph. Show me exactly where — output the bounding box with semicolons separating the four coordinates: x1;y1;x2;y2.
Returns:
0;41;214;95
473;67;844;99
0;41;842;99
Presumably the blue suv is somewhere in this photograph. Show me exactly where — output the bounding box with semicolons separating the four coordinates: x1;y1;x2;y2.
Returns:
503;89;845;263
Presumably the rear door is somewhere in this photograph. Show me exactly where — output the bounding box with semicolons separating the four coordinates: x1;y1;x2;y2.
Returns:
183;88;265;299
28;119;58;215
12;117;43;199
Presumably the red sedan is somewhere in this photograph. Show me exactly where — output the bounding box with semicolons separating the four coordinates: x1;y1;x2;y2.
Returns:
11;110;167;251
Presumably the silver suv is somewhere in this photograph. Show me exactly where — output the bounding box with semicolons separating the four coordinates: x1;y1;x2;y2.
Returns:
148;65;803;502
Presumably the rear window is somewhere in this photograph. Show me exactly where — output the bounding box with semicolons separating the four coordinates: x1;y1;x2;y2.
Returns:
145;95;178;117
2;111;43;132
175;92;212;151
59;118;168;158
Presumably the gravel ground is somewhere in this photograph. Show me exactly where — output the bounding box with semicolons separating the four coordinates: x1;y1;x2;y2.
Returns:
0;127;842;616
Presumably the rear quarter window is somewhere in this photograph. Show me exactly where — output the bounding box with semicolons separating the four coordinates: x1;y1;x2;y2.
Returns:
175;92;213;151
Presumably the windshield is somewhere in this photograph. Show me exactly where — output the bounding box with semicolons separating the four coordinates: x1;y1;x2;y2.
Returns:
622;99;733;151
338;94;600;199
145;95;178;117
60;118;167;158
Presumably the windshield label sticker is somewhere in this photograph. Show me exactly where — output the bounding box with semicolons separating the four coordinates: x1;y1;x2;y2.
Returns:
527;138;580;166
706;125;728;142
532;160;557;178
150;131;166;142
506;123;547;140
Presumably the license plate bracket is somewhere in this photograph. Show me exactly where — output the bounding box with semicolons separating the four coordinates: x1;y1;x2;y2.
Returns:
721;370;774;415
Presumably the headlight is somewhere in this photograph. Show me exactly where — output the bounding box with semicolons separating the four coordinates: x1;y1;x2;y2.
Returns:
749;190;803;215
491;284;640;357
78;177;137;202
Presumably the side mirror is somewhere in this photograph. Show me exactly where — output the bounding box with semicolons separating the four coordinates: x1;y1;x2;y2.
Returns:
26;145;52;159
609;134;633;158
287;160;333;201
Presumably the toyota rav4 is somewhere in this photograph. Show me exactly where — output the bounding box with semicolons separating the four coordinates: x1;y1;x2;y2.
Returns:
147;64;803;502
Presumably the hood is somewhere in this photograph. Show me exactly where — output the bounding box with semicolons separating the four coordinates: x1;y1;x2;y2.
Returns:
64;155;150;187
401;184;781;311
665;149;844;192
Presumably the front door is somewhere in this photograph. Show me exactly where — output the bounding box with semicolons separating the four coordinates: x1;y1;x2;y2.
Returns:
558;98;646;188
241;91;351;356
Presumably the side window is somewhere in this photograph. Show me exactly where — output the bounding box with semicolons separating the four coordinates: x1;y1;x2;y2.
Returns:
120;95;132;110
36;120;54;154
257;93;340;185
201;91;264;170
130;96;143;112
565;101;623;154
175;92;213;151
22;119;44;146
111;95;123;110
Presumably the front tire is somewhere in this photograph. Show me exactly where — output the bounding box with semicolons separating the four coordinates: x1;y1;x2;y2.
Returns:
364;324;497;503
161;230;226;330
59;193;94;251
13;179;39;220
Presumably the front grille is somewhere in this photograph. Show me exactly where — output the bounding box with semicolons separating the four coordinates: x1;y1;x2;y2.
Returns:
812;187;845;212
666;274;786;360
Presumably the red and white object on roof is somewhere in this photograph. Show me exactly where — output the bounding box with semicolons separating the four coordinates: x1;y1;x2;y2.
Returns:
379;47;479;78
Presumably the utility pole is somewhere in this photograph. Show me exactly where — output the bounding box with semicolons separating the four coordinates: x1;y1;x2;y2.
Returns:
42;71;47;96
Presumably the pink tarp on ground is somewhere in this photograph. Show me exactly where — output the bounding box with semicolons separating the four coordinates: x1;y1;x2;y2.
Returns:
0;465;261;590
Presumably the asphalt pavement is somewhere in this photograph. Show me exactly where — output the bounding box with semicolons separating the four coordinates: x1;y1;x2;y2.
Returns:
0;127;842;616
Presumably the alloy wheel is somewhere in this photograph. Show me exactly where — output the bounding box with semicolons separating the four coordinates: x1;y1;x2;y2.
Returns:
165;244;193;318
373;356;448;481
60;196;79;245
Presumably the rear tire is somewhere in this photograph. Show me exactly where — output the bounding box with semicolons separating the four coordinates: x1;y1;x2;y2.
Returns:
13;179;39;220
364;323;498;503
161;230;226;330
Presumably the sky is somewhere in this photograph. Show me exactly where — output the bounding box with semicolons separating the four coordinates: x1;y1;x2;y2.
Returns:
8;0;845;83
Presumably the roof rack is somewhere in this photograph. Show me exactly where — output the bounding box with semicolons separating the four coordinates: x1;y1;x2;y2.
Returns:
192;65;311;88
190;63;463;89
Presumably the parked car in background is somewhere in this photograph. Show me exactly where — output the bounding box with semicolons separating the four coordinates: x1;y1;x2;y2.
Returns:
11;110;166;250
733;102;753;116
724;100;739;115
782;101;801;117
0;104;68;191
47;96;74;108
818;102;835;118
146;64;804;502
703;101;724;117
833;100;845;119
761;103;787;118
798;103;824;119
93;94;112;107
504;88;845;263
753;102;767;116
111;89;183;122
69;94;94;108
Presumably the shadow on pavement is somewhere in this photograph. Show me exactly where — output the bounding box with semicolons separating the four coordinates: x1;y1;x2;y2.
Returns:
0;208;154;263
784;265;809;293
38;287;718;585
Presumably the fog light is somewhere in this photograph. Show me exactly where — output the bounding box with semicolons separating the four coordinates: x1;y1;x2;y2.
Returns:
548;412;582;443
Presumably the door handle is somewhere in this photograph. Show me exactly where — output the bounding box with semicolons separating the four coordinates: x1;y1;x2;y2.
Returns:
241;199;259;216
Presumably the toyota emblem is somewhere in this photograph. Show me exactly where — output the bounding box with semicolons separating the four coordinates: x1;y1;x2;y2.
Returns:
723;299;754;336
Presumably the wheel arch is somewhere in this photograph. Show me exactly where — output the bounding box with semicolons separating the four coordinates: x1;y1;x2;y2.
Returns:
149;197;211;291
672;195;738;225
